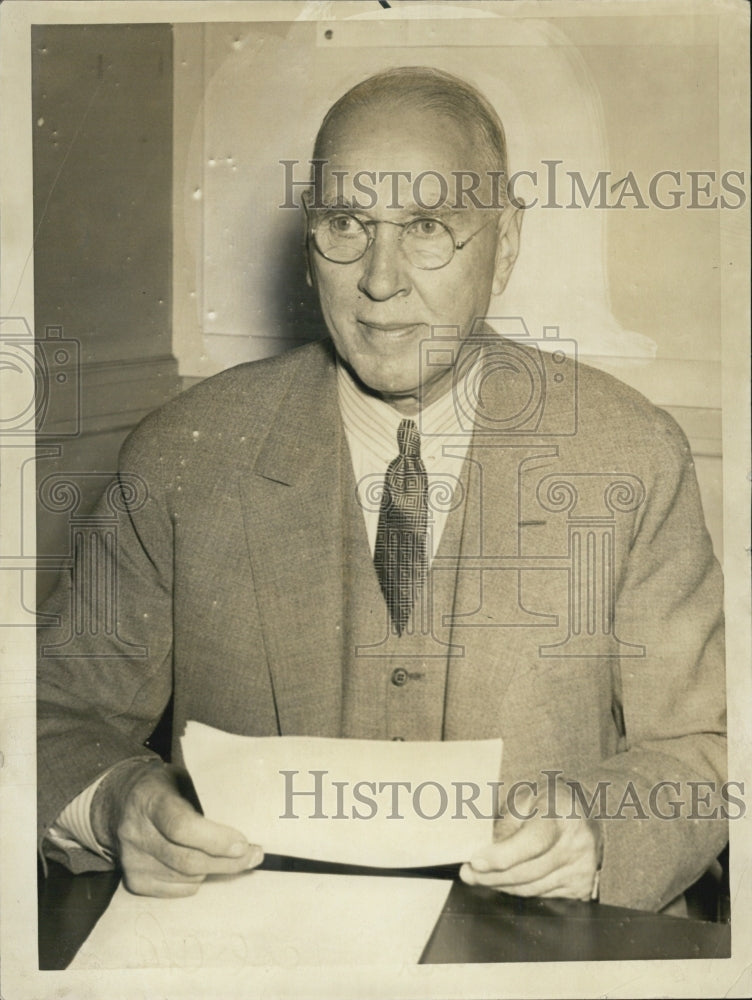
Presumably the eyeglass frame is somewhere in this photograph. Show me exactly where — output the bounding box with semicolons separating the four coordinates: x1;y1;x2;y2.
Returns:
302;192;500;271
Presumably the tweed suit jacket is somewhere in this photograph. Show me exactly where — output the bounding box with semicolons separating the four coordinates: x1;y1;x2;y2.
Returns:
37;337;727;911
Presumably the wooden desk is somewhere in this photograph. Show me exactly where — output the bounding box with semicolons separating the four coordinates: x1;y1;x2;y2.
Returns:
38;857;731;970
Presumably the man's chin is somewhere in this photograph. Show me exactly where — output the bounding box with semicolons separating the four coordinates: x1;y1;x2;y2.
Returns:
359;377;421;406
343;357;415;397
357;371;455;413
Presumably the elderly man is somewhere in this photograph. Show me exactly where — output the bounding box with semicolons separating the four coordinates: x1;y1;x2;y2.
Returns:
38;67;726;912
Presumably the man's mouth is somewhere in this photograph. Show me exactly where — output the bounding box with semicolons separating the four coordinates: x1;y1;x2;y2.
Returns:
357;320;425;338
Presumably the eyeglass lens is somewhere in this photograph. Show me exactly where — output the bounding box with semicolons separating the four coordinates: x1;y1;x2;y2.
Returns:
313;214;456;270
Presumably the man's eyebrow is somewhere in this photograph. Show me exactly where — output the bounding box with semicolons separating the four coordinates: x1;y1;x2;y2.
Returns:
411;205;460;221
398;205;474;225
317;200;465;222
319;197;358;210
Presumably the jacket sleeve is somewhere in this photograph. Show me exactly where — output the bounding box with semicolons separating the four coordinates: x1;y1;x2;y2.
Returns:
577;409;727;911
37;409;175;871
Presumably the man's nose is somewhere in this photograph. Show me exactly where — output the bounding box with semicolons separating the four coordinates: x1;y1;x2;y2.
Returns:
357;224;411;301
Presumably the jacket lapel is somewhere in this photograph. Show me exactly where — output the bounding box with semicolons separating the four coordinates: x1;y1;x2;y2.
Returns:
238;343;345;736
443;343;560;741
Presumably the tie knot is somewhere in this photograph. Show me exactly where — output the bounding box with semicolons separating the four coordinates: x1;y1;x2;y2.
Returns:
397;419;421;459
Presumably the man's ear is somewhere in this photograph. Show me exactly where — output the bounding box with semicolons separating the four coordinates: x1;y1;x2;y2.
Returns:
302;189;317;289
492;205;523;297
304;238;315;289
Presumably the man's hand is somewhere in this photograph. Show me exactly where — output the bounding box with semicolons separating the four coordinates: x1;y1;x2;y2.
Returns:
91;760;263;897
460;781;602;901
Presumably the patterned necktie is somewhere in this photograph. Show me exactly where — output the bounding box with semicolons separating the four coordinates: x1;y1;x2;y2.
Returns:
373;419;429;637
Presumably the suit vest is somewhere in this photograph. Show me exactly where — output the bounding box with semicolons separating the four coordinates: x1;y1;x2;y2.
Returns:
340;445;470;741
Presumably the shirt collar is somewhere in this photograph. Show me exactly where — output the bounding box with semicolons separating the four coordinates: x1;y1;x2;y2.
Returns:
336;351;481;461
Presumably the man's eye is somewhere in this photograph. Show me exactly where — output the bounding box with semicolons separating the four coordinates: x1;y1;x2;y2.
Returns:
327;215;361;235
410;219;443;238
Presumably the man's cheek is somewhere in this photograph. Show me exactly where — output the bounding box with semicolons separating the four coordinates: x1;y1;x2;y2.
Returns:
321;283;355;321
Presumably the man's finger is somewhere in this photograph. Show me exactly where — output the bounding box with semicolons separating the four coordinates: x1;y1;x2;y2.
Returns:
461;848;561;889
120;835;262;895
151;794;261;860
157;839;263;878
486;871;566;899
538;884;593;900
500;862;596;901
460;861;589;900
119;842;205;897
469;816;556;873
123;867;205;898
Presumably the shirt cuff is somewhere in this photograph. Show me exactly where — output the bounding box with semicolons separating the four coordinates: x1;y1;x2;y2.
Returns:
47;768;117;860
48;756;156;859
591;867;601;901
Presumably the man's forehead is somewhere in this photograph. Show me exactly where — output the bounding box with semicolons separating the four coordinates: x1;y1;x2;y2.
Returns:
318;104;480;170
314;105;502;212
317;160;502;215
318;172;469;216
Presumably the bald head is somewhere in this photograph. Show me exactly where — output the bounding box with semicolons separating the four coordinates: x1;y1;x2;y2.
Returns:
313;66;509;182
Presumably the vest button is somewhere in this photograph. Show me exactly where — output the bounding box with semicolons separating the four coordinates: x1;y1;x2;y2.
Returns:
391;667;409;687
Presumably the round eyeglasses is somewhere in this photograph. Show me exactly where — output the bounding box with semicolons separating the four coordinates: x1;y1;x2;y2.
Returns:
304;203;496;271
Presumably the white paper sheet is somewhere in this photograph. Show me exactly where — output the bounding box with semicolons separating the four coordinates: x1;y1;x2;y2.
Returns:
181;722;503;868
70;870;452;969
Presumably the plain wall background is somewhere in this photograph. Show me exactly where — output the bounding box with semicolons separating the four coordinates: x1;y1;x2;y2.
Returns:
33;25;180;603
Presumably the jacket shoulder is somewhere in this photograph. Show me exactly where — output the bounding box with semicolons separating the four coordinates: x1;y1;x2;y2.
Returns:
121;339;335;460
572;356;691;463
153;338;333;424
